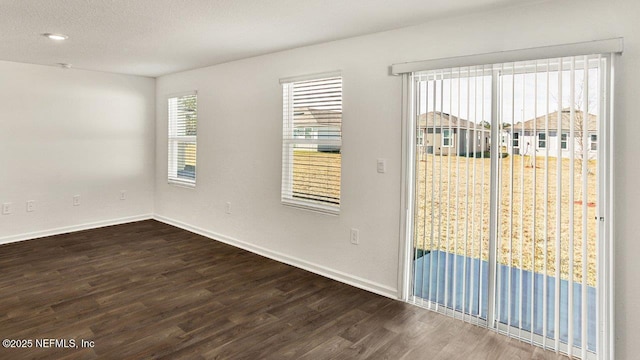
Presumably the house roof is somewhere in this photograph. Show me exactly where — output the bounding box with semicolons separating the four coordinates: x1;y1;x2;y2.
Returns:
511;109;597;132
418;112;486;130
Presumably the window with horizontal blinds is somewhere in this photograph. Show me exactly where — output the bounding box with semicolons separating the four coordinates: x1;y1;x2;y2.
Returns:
281;74;342;213
168;92;197;187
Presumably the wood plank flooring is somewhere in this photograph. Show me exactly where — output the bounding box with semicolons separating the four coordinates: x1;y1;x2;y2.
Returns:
0;220;567;359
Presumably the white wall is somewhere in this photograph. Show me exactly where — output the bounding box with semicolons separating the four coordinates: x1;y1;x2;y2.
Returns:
0;61;156;241
155;0;640;357
154;40;403;296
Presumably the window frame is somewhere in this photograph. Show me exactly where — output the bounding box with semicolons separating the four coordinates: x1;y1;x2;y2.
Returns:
590;133;598;150
167;91;198;188
512;132;520;148
538;132;547;149
561;132;568;150
400;51;617;360
280;72;343;215
442;129;453;147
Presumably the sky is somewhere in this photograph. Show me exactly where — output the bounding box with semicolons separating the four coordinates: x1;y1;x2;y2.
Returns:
418;66;600;125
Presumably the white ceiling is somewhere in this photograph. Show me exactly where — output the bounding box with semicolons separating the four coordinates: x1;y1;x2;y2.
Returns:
0;0;541;77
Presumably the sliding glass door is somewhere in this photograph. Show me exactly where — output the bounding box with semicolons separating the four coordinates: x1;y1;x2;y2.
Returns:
412;66;492;324
409;55;609;359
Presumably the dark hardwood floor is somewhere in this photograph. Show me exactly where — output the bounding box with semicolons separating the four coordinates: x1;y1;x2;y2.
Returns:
0;220;567;359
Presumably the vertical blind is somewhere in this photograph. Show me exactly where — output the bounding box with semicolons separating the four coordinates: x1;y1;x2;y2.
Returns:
281;74;342;213
168;92;197;186
410;54;608;359
412;66;493;324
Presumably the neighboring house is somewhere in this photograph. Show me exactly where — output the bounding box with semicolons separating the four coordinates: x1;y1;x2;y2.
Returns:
292;106;341;152
417;112;490;156
502;109;597;158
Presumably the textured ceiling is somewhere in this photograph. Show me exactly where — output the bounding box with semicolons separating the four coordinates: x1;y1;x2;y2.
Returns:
0;0;541;77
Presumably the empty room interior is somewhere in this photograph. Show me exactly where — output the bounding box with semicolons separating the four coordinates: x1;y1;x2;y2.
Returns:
1;0;638;359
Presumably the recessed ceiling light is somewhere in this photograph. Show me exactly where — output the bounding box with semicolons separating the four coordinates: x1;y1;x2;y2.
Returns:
42;33;68;41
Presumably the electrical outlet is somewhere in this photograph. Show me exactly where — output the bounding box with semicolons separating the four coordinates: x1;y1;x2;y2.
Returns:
26;200;35;212
73;195;81;206
2;203;12;215
377;159;386;173
225;202;232;214
350;228;359;245
120;190;126;200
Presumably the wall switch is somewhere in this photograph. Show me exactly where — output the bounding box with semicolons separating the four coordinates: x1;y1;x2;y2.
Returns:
376;159;386;173
225;202;232;214
2;203;12;215
350;228;359;245
120;190;126;200
73;195;81;206
26;200;35;212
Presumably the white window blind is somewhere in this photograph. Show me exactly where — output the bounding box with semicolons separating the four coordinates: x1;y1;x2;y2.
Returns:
281;74;342;214
168;92;197;187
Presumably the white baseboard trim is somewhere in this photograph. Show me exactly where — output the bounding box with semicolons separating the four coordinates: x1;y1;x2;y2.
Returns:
0;214;154;245
153;214;399;299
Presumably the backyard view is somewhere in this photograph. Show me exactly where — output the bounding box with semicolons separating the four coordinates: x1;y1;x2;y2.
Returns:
414;152;598;286
292;149;341;205
290;145;599;286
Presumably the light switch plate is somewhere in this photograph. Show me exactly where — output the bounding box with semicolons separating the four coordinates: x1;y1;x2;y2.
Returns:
376;159;386;173
350;228;359;245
